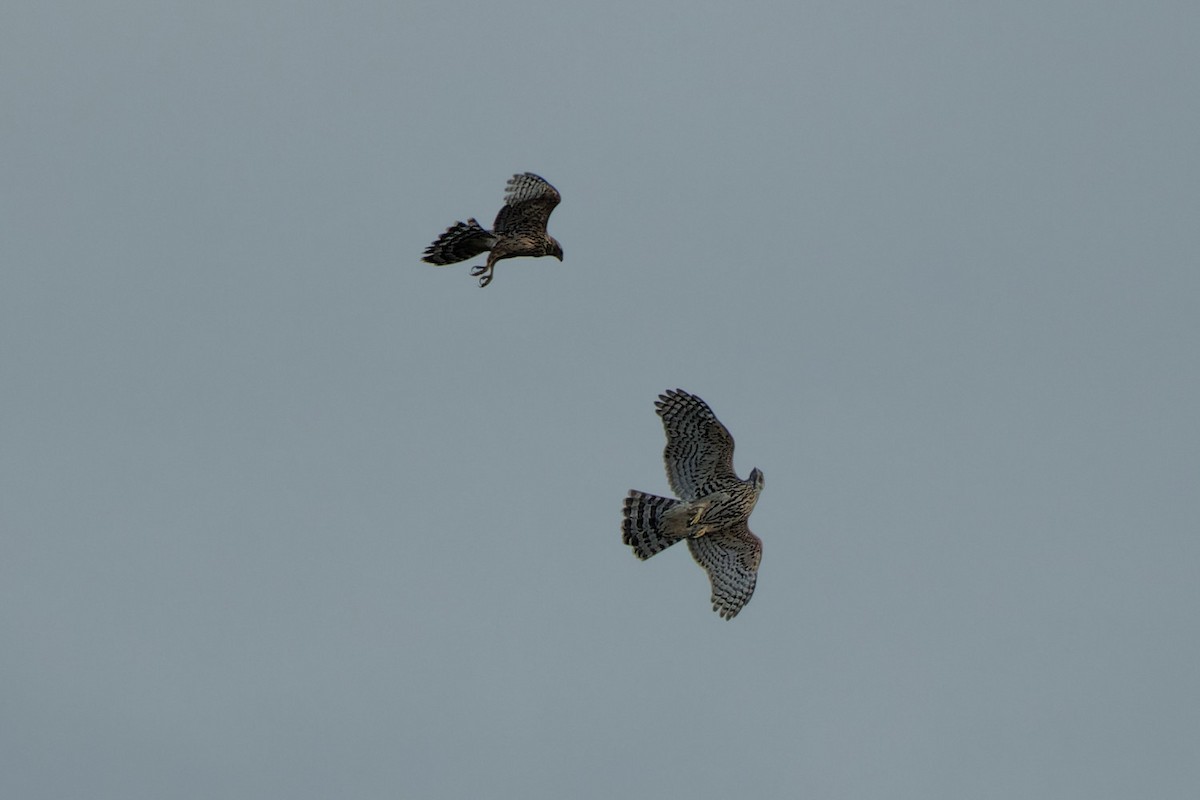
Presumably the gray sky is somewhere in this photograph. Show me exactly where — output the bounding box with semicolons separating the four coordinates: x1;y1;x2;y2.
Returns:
3;1;1198;798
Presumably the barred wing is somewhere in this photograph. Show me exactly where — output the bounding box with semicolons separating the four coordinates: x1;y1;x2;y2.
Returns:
492;172;561;235
687;526;763;620
655;389;740;501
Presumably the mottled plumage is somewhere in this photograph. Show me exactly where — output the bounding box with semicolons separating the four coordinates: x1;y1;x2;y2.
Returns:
422;172;563;287
622;389;765;620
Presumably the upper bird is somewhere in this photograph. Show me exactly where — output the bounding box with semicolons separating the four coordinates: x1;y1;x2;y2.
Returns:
422;172;563;287
622;389;765;620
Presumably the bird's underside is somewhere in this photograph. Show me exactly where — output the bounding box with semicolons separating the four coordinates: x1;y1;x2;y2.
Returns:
622;389;765;620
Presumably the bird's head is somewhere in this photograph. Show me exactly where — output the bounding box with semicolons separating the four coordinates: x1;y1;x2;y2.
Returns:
547;238;564;261
749;467;765;493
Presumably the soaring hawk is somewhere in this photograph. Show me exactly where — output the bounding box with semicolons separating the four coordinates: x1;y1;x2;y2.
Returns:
622;389;765;620
422;172;563;287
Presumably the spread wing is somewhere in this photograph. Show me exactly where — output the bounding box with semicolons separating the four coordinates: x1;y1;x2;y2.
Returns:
687;526;763;620
656;389;740;501
492;172;561;235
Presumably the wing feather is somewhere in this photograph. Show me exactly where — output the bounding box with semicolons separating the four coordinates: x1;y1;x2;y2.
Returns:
656;389;740;501
493;172;561;235
687;526;763;620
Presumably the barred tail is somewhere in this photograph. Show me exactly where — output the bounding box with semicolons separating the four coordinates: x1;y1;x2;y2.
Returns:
623;490;686;560
422;218;496;265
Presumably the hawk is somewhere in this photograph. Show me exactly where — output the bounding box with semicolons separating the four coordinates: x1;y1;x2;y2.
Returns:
622;389;765;620
422;172;564;287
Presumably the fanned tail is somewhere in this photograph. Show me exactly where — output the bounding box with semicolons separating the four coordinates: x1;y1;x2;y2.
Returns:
422;218;496;265
622;490;686;560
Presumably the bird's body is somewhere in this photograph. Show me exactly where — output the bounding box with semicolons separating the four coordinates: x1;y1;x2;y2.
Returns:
422;172;563;287
622;389;764;620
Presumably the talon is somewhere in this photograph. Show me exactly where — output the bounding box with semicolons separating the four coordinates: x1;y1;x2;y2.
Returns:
469;264;485;276
478;274;493;288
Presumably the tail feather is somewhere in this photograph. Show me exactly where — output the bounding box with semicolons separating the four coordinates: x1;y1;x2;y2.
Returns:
422;218;496;265
623;490;685;560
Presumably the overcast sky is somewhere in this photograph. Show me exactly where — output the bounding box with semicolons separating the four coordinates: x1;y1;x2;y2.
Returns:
3;2;1198;798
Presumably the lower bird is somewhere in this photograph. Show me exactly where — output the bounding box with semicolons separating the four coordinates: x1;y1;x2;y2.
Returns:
422;172;563;287
622;389;764;620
